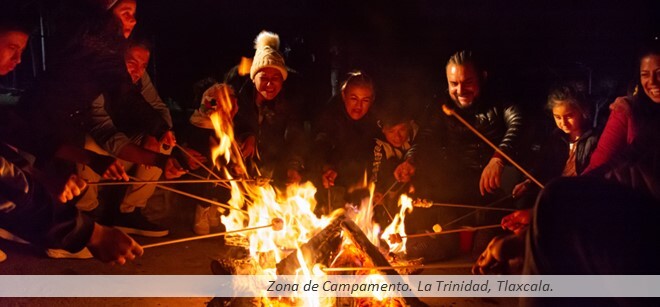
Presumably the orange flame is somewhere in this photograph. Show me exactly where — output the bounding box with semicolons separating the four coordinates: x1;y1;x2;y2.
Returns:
237;56;252;76
380;194;414;254
207;88;406;304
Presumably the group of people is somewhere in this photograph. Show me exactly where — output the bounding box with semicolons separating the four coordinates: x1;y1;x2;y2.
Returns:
1;0;659;283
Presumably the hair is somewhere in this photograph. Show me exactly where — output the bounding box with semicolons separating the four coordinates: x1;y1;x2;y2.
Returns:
629;38;660;142
446;50;484;73
0;16;33;36
546;84;592;122
340;70;375;96
446;49;487;85
127;38;152;53
633;38;660;101
377;97;412;128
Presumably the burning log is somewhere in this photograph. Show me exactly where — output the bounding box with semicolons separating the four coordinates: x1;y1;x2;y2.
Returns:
339;219;428;307
275;215;345;275
340;219;397;275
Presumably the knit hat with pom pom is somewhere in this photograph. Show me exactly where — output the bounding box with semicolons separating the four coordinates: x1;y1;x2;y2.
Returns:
249;30;288;81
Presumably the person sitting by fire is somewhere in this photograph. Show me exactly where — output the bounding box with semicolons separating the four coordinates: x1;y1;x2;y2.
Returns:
225;30;306;188
176;82;240;235
510;84;599;208
0;14;142;265
395;49;525;204
370;104;419;229
309;71;380;215
392;50;525;260
471;83;599;275
472;41;660;286
77;38;185;238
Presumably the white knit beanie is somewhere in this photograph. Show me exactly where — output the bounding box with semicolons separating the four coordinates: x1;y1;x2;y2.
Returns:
249;30;288;81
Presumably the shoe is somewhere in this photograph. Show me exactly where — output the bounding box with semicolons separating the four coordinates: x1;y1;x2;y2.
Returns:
0;249;6;262
114;209;169;237
193;205;210;235
0;228;29;244
46;247;93;259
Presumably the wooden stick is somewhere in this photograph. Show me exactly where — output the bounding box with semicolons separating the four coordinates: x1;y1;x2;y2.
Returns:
423;202;516;212
175;144;223;181
402;224;501;239
143;219;283;249
442;105;544;189
184;171;256;207
374;181;398;221
150;181;249;215
443;195;513;228
184;171;231;189
322;262;473;272
88;178;265;186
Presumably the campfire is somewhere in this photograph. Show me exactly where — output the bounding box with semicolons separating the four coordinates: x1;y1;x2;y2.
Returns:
202;86;427;306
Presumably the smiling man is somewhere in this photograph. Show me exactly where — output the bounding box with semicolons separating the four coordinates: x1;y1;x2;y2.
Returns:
397;50;525;200
0;25;27;76
392;51;525;256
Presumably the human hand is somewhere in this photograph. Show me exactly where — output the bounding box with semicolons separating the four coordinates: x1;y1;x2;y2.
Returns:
394;160;415;183
86;223;143;264
480;157;504;195
240;136;257;159
501;209;531;235
56;174;87;203
472;233;524;275
512;179;531;199
183;147;207;170
322;169;337;189
164;157;186;179
286;168;302;185
102;160;129;181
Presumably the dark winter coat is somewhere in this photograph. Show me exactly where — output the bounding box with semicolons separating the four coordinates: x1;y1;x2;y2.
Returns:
311;96;380;188
409;97;524;175
535;129;599;183
225;67;306;180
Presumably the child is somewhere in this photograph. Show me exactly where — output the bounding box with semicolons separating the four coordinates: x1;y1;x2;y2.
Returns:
512;85;599;200
371;108;418;228
474;84;599;275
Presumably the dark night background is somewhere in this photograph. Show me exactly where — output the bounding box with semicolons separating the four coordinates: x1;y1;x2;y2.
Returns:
2;0;659;128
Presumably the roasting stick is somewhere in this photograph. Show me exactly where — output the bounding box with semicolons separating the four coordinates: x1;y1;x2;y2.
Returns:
154;183;248;215
184;171;256;208
184;170;231;189
322;262;473;272
373;181;399;221
442;105;544;189
443;195;513;228
124;176;248;215
142;218;284;249
88;178;267;186
388;224;502;244
175;144;223;181
419;202;516;212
